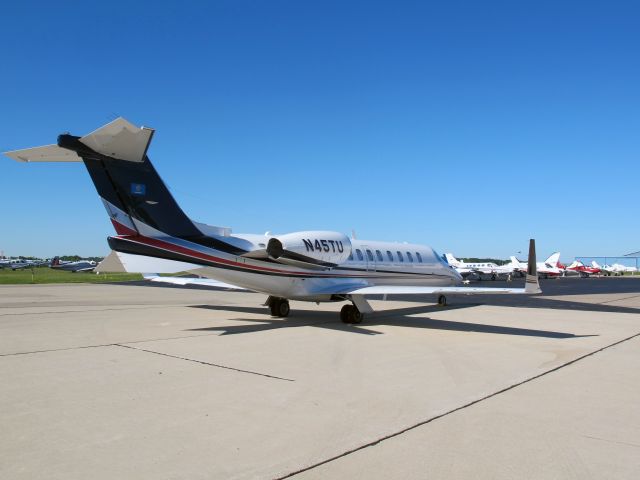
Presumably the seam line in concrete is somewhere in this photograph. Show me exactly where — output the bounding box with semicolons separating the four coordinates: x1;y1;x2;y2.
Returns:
0;332;228;357
598;294;640;305
114;344;295;382
275;331;640;479
0;305;186;316
0;343;117;357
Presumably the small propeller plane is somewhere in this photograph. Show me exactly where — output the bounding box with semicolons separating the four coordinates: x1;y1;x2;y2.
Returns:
5;118;541;323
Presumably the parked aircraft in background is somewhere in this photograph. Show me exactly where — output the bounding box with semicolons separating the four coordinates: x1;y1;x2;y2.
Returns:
443;254;523;280
565;260;601;277
50;257;97;273
535;252;564;279
0;258;48;270
598;262;637;275
442;254;479;279
5;117;541;323
497;253;563;279
592;261;617;276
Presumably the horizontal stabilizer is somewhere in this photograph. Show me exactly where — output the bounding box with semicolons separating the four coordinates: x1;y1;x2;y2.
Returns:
80;117;154;162
142;274;249;290
96;251;200;274
4;144;82;162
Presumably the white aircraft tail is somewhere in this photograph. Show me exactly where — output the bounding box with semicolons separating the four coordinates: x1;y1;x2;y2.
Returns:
544;252;561;267
444;253;461;266
591;260;602;269
509;255;523;266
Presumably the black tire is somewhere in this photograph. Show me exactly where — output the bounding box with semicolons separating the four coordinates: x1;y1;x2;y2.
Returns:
277;300;290;317
349;307;363;324
269;299;279;317
340;305;351;323
270;298;290;317
491;274;496;281
437;294;447;307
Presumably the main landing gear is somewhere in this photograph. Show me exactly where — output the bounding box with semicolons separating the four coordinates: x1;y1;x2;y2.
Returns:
267;297;290;317
340;304;364;324
437;294;448;307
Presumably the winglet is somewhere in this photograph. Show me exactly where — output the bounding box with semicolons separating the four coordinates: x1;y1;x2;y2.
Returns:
525;239;542;294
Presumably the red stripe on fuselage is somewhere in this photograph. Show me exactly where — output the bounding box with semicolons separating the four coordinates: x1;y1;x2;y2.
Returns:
111;220;370;277
111;219;138;236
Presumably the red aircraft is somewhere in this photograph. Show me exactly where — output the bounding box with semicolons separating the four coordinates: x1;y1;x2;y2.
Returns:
565;260;601;277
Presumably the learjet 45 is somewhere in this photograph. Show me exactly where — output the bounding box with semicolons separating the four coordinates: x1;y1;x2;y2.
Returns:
5;118;541;323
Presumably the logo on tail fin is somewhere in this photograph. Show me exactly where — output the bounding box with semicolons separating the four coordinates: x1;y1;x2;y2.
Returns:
131;183;146;196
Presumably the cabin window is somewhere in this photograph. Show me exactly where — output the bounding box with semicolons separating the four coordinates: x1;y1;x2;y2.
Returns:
407;252;414;262
356;249;364;261
366;249;374;262
397;251;404;262
387;251;394;262
376;250;383;262
416;252;423;263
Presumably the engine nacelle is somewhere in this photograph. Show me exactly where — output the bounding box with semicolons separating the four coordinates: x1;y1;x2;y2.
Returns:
267;231;352;268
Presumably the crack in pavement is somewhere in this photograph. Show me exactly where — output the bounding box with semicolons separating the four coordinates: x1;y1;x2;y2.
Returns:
275;331;640;479
114;343;295;382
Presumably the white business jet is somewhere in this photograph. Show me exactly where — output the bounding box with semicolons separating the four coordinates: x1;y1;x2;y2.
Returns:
443;254;520;280
5;118;541;324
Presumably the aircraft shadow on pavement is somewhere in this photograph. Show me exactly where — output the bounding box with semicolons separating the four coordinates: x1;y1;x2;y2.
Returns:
393;296;640;315
186;304;595;339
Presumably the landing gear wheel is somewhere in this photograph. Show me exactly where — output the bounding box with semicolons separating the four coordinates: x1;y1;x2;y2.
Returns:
270;298;290;317
340;304;364;324
437;294;447;307
349;307;364;324
340;305;351;324
491;273;497;281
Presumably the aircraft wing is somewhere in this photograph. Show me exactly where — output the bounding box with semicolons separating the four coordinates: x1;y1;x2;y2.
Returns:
72;266;96;273
332;239;541;297
141;274;249;290
335;284;536;295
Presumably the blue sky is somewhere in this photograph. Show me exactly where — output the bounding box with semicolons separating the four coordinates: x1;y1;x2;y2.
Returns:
1;1;639;260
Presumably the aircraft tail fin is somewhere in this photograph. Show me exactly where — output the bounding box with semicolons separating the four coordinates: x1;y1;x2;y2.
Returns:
6;118;205;242
544;252;561;267
444;253;460;266
592;260;601;269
